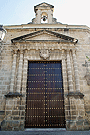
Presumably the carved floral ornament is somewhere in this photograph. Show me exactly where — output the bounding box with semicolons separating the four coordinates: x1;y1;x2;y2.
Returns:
40;49;50;60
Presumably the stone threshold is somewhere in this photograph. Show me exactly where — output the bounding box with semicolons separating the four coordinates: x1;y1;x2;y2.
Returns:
25;128;66;131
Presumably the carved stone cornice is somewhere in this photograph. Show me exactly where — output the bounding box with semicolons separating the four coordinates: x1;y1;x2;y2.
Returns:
11;30;78;44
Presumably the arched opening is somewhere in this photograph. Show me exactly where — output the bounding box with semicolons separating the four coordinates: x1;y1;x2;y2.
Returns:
41;12;48;23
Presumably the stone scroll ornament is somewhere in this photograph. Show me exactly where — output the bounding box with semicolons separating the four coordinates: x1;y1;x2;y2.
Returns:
40;49;50;60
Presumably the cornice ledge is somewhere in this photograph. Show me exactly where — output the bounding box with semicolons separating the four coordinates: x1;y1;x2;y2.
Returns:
66;91;84;99
12;40;75;44
5;92;23;98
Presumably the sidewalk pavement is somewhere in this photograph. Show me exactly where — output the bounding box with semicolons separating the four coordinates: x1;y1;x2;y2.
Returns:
0;128;90;135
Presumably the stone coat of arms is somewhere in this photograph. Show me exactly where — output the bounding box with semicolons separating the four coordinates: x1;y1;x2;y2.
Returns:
40;49;50;60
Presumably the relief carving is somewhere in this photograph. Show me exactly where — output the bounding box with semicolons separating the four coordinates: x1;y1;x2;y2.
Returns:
40;49;50;60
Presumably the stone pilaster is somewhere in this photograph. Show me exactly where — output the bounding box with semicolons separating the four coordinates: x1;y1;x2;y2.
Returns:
66;50;89;131
1;50;23;131
16;50;24;93
62;50;68;129
67;94;89;131
62;50;68;94
20;50;28;130
9;50;17;92
36;10;41;24
67;50;73;92
22;50;28;95
72;50;80;92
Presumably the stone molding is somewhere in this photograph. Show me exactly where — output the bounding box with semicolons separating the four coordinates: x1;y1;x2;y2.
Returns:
66;91;84;99
11;30;78;44
5;92;22;98
13;43;76;53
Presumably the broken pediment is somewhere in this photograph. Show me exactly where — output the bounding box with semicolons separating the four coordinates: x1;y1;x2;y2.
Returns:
11;30;78;44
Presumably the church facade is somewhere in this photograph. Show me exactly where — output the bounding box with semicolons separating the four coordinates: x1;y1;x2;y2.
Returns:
0;2;90;131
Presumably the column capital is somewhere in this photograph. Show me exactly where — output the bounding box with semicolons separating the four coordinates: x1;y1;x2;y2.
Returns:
72;49;76;54
62;49;65;53
20;50;24;54
25;50;28;54
67;49;70;53
62;50;66;60
13;50;17;54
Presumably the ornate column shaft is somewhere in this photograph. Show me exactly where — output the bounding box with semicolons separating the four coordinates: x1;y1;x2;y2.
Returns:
22;50;28;96
67;50;73;92
16;50;24;93
62;50;68;94
9;50;17;92
72;50;80;92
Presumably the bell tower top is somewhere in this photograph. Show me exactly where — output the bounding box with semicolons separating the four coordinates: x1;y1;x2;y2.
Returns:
32;2;57;24
34;2;54;13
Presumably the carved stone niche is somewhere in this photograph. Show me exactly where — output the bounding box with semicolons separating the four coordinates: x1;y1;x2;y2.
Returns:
40;49;50;60
85;73;90;85
84;61;90;85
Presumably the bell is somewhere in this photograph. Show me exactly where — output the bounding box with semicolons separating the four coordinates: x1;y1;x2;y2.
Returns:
43;16;46;21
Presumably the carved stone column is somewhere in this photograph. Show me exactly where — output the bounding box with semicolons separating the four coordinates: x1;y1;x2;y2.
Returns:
1;50;23;131
20;50;28;130
72;50;80;92
67;50;73;92
9;50;17;92
22;50;28;95
62;50;69;129
16;50;24;93
66;50;89;131
62;50;68;94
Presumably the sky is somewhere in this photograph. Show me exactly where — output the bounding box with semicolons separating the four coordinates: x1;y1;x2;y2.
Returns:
0;0;90;27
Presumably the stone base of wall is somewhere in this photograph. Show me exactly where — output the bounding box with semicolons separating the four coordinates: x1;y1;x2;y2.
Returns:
66;92;90;131
66;119;89;131
1;119;89;131
1;120;24;131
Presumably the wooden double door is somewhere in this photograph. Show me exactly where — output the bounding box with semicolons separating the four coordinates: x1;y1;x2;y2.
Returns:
25;61;65;128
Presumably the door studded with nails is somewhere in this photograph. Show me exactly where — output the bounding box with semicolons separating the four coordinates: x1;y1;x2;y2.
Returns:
25;61;66;128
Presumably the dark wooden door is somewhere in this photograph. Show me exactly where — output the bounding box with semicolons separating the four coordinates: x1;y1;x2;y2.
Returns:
25;61;65;128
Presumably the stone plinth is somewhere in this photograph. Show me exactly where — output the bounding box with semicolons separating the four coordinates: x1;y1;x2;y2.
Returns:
66;92;89;130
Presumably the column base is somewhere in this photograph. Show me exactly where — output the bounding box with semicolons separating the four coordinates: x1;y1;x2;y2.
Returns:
1;92;25;131
66;92;90;131
66;119;89;131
